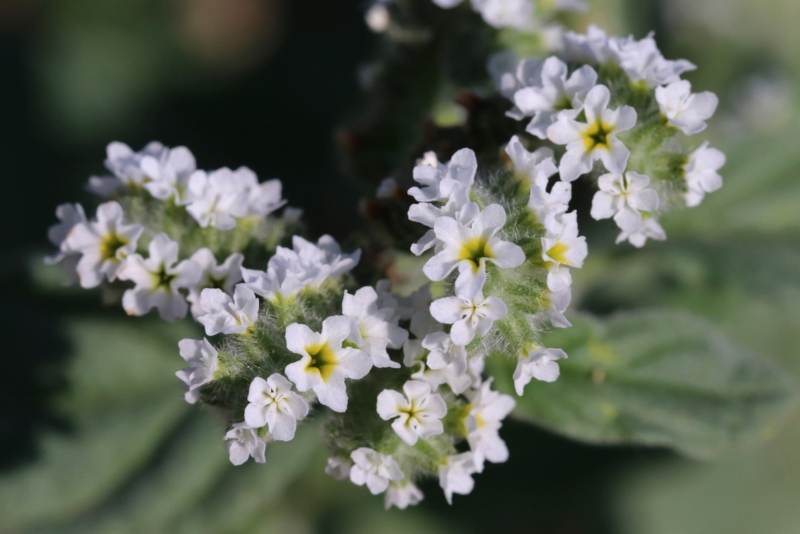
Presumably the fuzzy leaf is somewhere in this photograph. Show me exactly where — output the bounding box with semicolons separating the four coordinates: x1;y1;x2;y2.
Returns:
488;310;798;458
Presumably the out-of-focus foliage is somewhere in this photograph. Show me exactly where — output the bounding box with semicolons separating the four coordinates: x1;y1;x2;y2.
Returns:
489;310;796;458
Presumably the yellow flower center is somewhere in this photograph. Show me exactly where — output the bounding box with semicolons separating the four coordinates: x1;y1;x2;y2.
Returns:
582;119;615;151
305;342;337;381
100;232;129;262
546;241;570;265
459;237;494;273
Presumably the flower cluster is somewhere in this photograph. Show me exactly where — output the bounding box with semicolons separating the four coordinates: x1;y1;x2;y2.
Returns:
498;27;725;246
44;7;727;513
46;142;292;321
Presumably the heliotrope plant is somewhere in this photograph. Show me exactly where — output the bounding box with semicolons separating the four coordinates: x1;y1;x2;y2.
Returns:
47;0;728;510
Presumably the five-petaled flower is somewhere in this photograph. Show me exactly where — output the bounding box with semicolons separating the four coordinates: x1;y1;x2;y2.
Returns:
244;374;309;441
377;380;448;445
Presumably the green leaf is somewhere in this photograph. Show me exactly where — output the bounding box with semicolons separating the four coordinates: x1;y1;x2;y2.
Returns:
488;310;798;458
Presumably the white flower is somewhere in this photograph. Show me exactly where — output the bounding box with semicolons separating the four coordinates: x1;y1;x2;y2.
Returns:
366;2;390;33
86;141;167;197
244;374;309;441
513;57;598;139
385;481;424;510
231;167;286;217
197;285;259;336
65;201;143;289
242;235;360;301
491;56;542;118
432;0;462;7
284;316;373;412
545;288;572;328
349;448;404;495
562;25;614;64
175;338;219;404
325;457;352;480
547;84;638;182
423;204;526;298
45;203;87;284
117;233;201;321
403;340;473;394
465;379;515;470
141;146;196;204
513;347;568;394
421;332;468;376
528;178;572;224
343;286;408;369
377;380;448;445
685;141;725;207
186;249;244;318
224;422;268;466
656;81;718;135
542;212;587;292
474;0;534;30
430;292;508;346
185;168;249;230
615;215;666;248
408;182;479;256
590;171;660;232
408;148;477;203
505;135;557;185
609;33;696;88
439;452;477;504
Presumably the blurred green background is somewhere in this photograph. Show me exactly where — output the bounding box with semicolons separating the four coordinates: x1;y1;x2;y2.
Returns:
1;0;799;532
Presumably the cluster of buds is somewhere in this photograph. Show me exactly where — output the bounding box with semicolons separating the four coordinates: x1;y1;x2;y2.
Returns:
45;10;726;511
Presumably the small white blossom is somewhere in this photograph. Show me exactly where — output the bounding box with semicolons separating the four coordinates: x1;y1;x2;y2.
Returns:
45;203;87;284
197;285;259;336
439;452;478;504
117;233;201;321
325;457;352;480
86;141;167;197
513;57;598;139
423;204;526;298
656;81;718;135
403;340;473;394
465;379;516;470
528;178;572;224
513;347;568;394
547;84;638;182
408;148;477;203
545;288;572;328
231;168;286;217
349;448;404;495
422;332;468;376
408;182;479;256
385;481;424;510
474;0;534;30
224;422;268;466
685;141;725;207
615;215;666;248
343;286;408;369
491;56;543;119
542;212;587;292
284;316;373;412
609;33;696;88
242;235;360;301
244;374;309;441
186;249;244;318
175;338;219;404
185;168;249;230
366;1;390;33
141;146;196;204
505;135;558;185
430;292;508;346
377;380;447;445
65;201;143;289
590;171;660;233
562;24;614;64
